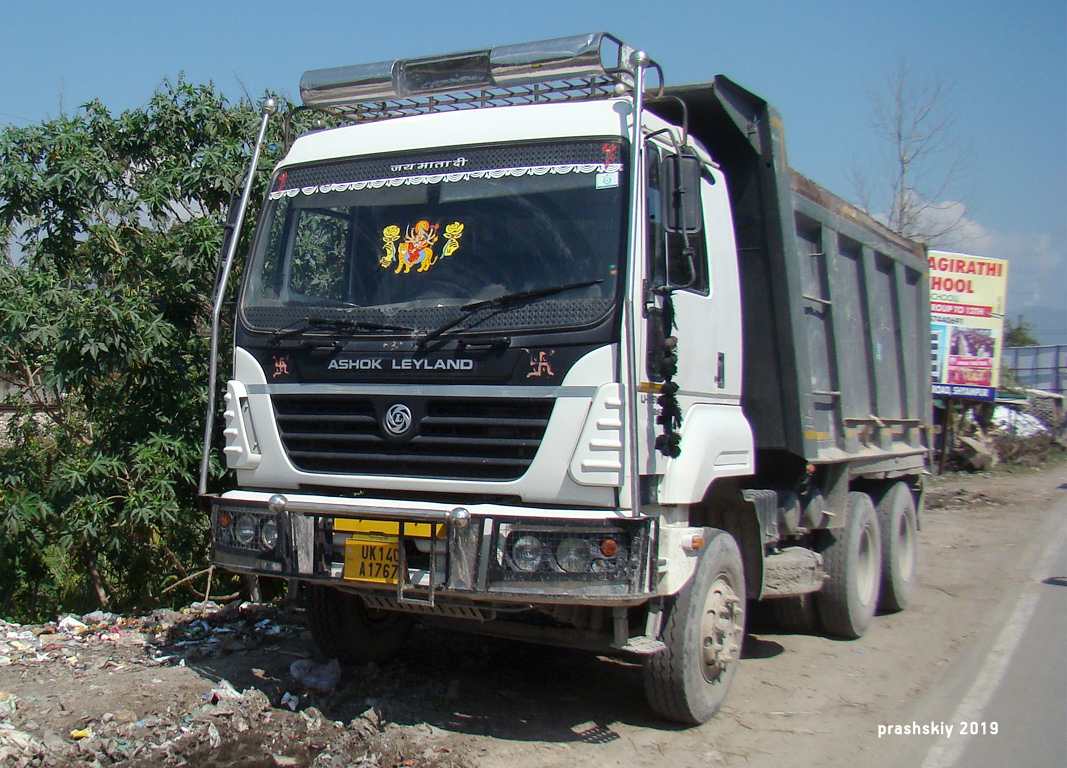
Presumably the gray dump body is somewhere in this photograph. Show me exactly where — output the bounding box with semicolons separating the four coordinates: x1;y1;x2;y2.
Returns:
650;77;930;469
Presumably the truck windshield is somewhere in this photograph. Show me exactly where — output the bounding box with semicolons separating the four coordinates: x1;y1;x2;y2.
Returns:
240;139;627;338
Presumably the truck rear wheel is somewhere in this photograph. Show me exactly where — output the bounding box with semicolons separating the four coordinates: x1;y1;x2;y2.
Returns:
643;529;746;724
768;593;821;634
815;492;882;639
875;482;918;612
307;584;414;664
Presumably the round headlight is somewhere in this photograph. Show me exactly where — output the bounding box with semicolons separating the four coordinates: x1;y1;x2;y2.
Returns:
511;535;543;572
260;516;280;549
556;538;592;573
234;514;257;547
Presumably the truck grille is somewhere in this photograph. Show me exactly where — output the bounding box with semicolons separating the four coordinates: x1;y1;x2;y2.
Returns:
271;395;555;481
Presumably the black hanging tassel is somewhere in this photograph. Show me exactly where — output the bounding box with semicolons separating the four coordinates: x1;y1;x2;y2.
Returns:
655;293;684;457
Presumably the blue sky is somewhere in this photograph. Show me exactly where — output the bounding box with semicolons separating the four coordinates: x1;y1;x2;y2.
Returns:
2;0;1064;341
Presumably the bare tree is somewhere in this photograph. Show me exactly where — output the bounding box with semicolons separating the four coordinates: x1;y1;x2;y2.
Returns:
851;59;974;245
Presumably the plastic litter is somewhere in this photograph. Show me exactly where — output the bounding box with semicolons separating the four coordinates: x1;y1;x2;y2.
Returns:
83;611;120;625
0;692;16;716
208;679;242;703
280;692;300;711
290;658;341;693
0;729;46;755
57;616;89;635
992;406;1048;437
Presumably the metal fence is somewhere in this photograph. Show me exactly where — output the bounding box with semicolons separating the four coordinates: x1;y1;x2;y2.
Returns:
1003;345;1067;395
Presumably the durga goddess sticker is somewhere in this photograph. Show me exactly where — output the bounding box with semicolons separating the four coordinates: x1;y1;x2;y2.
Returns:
381;220;464;274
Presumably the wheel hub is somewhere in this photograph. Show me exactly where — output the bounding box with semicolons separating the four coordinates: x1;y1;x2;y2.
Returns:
700;576;744;680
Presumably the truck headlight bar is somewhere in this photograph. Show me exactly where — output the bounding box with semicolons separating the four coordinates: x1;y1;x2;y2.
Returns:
299;32;655;115
214;506;283;556
495;521;644;582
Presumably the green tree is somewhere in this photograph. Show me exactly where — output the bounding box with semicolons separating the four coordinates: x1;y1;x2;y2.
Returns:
0;78;289;620
1003;316;1040;347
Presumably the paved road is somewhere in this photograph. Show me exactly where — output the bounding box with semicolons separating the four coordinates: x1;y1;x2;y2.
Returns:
917;491;1067;768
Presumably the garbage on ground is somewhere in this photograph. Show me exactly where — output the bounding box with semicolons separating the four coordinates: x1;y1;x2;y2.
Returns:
56;616;90;636
992;406;1047;438
0;729;47;764
280;691;301;712
0;691;17;716
0;599;461;768
291;657;342;693
0;600;307;672
207;679;243;703
946;389;1066;471
957;435;997;471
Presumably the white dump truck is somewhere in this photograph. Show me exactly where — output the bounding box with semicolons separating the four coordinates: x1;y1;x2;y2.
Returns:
201;33;931;723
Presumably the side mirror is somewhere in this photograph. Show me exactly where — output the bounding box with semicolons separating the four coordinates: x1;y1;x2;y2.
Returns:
214;192;242;285
662;153;703;234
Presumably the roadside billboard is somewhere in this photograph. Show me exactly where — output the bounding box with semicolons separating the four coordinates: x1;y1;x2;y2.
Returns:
928;250;1008;402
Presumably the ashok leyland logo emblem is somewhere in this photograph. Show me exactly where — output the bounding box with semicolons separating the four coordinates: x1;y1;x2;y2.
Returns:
383;404;413;437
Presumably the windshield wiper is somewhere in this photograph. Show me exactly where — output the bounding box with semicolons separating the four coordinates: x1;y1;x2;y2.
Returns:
415;279;603;349
267;316;416;346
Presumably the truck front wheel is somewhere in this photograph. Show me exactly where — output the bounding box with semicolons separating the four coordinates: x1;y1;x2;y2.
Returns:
815;491;882;639
875;481;918;612
643;529;746;724
307;584;415;664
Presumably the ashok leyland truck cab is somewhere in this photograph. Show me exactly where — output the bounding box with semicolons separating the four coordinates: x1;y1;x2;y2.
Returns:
201;33;931;724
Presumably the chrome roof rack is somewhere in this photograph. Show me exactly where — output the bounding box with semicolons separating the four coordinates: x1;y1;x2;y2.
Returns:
299;32;661;125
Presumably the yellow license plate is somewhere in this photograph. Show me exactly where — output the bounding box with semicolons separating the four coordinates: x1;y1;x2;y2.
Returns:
333;519;445;538
343;536;400;584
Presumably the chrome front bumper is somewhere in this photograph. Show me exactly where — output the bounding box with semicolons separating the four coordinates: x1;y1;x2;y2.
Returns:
205;492;656;607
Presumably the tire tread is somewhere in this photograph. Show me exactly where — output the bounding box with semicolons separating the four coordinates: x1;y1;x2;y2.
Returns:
643;531;745;724
815;492;881;639
876;482;918;613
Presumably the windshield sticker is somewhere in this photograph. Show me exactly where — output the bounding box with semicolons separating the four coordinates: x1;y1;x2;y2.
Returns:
443;221;464;257
380;220;464;274
268;163;623;200
596;171;620;189
390;157;469;173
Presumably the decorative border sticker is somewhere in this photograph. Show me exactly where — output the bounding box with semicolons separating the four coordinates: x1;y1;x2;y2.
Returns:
268;163;624;201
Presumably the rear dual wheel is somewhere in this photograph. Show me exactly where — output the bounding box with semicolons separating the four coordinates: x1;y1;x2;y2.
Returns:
816;492;882;639
774;484;916;640
769;592;821;634
875;481;919;612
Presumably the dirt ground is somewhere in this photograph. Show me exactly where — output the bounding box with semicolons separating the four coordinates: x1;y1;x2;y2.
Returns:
2;457;1065;768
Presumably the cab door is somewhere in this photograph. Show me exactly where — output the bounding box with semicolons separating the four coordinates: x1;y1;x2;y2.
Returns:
644;144;751;500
